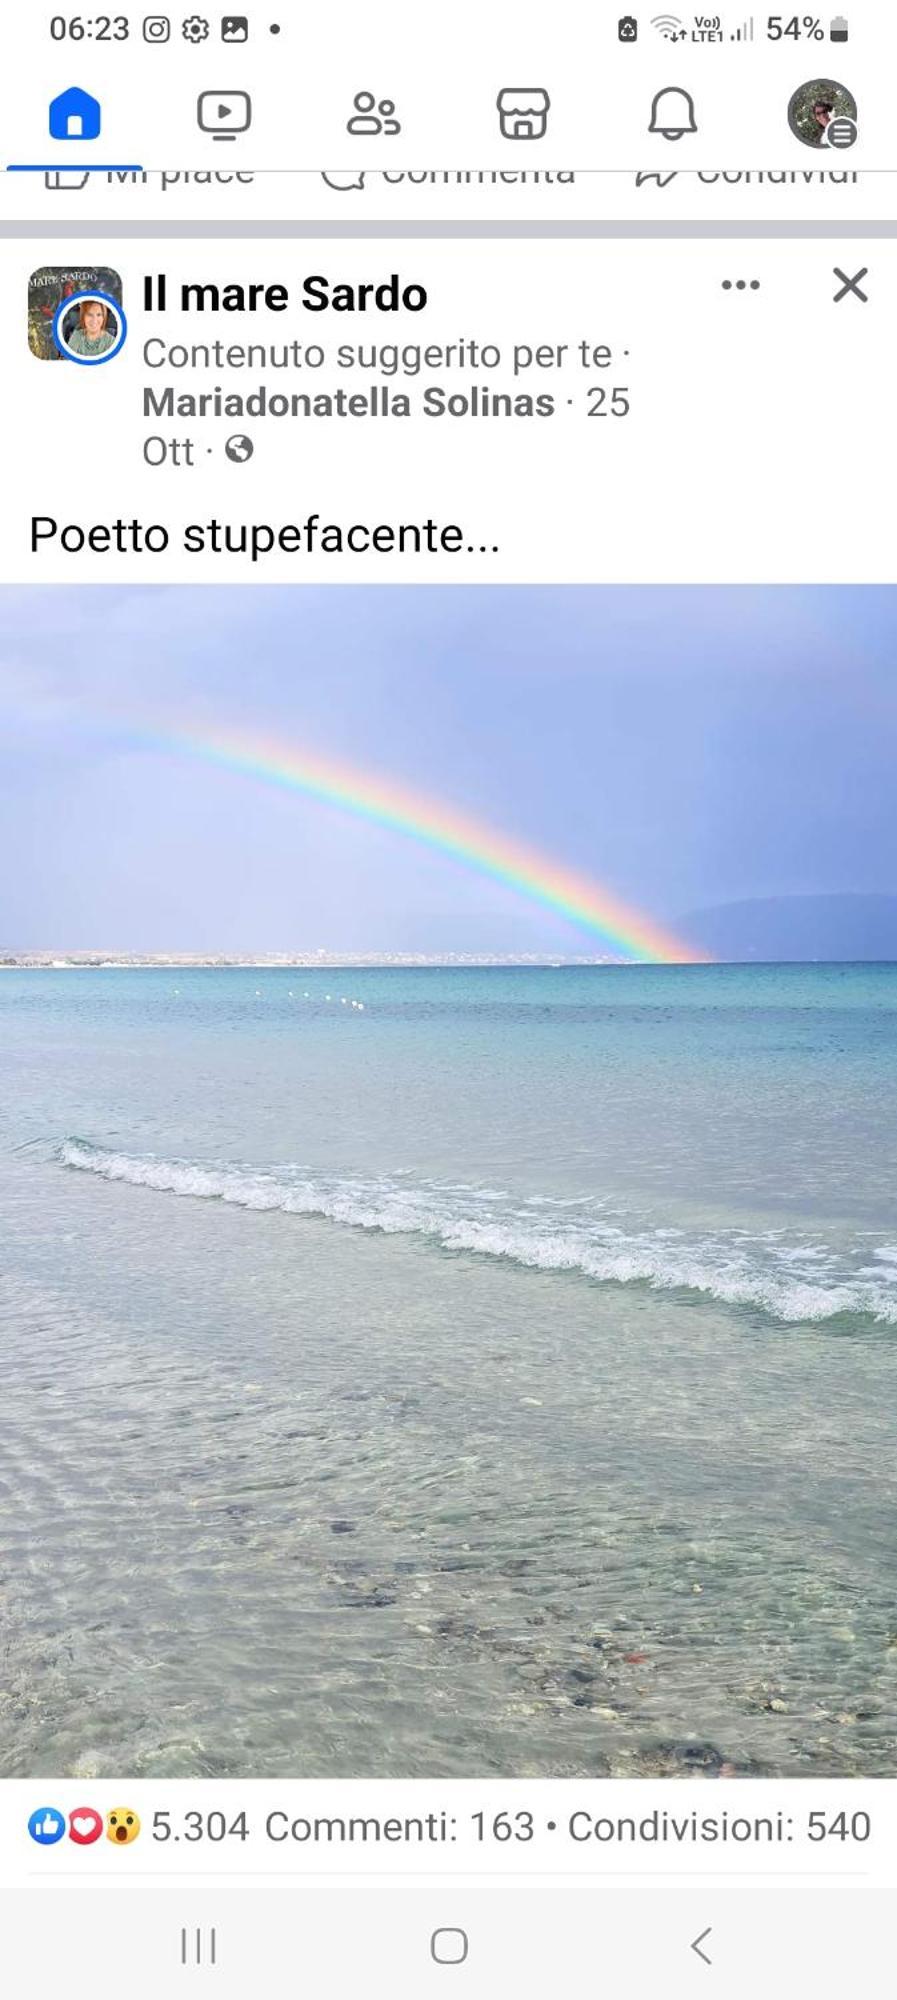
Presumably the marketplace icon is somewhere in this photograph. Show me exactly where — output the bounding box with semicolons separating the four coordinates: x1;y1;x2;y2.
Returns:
497;87;550;140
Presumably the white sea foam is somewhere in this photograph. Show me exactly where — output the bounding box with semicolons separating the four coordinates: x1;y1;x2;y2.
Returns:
58;1138;897;1327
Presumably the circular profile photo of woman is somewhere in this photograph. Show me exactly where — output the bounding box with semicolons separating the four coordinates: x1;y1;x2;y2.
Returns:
787;78;857;149
53;289;128;365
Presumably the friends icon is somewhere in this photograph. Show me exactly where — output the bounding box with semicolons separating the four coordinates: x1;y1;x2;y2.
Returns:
346;92;401;137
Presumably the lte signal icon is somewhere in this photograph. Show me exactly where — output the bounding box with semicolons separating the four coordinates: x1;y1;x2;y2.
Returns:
619;15;638;39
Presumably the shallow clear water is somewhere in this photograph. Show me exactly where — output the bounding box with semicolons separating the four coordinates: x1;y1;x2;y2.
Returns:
2;964;896;1778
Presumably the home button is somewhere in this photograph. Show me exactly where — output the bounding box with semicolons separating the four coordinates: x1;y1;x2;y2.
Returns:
431;1928;469;1965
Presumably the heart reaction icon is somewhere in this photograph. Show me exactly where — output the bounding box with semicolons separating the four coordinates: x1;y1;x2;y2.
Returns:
69;1807;104;1845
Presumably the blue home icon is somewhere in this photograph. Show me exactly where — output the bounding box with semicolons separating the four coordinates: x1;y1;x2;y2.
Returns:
49;87;102;141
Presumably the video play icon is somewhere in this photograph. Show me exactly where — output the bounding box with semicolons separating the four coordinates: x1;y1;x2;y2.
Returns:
197;90;251;138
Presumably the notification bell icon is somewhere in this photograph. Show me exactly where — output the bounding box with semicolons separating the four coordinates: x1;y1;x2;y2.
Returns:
649;86;698;139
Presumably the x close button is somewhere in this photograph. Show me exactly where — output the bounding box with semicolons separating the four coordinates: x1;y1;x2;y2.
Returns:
833;266;869;303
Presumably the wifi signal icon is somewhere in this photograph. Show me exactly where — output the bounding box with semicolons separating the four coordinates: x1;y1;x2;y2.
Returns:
652;13;685;38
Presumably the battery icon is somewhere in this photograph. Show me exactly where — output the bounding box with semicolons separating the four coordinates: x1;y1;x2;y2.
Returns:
830;15;848;39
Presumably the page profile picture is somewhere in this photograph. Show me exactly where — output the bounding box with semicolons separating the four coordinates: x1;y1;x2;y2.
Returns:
54;291;127;364
28;266;125;362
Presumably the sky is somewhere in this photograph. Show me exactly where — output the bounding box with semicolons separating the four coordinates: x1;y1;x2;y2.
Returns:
0;584;894;955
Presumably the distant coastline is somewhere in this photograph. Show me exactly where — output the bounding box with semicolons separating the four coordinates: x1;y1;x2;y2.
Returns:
0;951;620;970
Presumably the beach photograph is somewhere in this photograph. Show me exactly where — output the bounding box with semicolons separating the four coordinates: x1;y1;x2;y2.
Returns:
1;582;896;1781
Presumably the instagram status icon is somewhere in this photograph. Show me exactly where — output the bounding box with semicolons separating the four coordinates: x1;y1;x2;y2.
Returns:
143;14;171;39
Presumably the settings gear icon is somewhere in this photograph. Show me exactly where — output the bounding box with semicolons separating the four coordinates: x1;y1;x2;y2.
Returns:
181;14;210;41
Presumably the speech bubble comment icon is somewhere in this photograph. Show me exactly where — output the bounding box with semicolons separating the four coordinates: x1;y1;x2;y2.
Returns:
321;170;366;191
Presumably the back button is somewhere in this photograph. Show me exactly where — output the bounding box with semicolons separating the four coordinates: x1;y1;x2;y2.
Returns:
690;1925;713;1966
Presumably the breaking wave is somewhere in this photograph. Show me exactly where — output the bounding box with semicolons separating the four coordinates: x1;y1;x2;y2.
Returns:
58;1138;897;1327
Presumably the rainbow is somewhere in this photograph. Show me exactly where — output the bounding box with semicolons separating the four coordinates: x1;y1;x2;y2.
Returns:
152;725;707;963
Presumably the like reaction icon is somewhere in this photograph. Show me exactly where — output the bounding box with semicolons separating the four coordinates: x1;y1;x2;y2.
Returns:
28;1807;66;1846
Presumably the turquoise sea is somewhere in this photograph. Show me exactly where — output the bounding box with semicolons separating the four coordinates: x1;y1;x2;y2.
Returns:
2;963;896;1778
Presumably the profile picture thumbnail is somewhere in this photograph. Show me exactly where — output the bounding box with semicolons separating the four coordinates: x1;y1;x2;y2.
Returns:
787;77;857;148
28;266;126;363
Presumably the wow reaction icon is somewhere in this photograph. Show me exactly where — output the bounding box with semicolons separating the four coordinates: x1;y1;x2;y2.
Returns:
106;1807;141;1845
